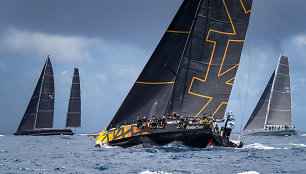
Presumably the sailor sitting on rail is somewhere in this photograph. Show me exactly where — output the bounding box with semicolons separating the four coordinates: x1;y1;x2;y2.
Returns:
202;114;209;123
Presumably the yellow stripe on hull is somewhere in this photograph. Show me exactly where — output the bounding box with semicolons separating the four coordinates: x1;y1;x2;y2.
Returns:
95;125;150;146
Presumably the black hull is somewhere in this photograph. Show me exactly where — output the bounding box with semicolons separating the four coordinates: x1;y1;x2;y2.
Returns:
96;124;241;148
14;128;74;136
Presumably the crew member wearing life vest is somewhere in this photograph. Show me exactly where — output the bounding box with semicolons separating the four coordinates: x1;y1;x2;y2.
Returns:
223;111;235;138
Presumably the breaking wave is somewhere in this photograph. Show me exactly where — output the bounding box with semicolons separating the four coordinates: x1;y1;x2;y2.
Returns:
288;143;306;148
244;143;280;150
237;171;260;174
99;143;118;149
140;171;173;174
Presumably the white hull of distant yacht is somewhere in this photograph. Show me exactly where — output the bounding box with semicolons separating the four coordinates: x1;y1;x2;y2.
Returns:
243;128;298;136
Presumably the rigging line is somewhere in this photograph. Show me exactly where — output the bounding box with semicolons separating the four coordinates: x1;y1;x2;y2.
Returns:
235;76;243;129
239;26;251;141
239;23;251;140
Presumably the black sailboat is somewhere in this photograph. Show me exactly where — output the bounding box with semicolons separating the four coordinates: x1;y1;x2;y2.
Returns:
66;68;81;129
93;0;252;148
243;55;298;136
15;57;74;136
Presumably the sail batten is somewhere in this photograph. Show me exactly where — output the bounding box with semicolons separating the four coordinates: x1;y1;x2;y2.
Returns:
66;68;81;128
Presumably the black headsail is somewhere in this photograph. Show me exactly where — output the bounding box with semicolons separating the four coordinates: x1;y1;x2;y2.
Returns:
244;72;275;130
66;68;81;128
108;0;202;129
108;0;252;129
16;57;55;131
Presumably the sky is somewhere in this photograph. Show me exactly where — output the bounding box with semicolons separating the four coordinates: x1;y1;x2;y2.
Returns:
0;0;306;134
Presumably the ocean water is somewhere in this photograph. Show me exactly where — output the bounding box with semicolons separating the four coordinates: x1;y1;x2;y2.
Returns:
0;134;305;174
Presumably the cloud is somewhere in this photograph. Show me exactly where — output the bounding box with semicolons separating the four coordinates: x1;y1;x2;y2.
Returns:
60;71;68;75
95;73;108;83
289;35;306;61
1;28;109;64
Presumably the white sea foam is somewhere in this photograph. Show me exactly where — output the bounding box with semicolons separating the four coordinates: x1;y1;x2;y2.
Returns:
140;171;173;174
100;143;117;149
289;143;306;148
301;133;306;136
244;143;279;150
237;171;260;174
0;135;4;137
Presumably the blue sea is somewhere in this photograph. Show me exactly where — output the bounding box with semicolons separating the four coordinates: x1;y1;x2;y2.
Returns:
0;134;305;174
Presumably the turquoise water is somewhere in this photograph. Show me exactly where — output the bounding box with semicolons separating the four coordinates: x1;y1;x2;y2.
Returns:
0;134;305;173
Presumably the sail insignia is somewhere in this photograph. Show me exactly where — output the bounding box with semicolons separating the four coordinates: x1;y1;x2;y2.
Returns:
169;0;252;121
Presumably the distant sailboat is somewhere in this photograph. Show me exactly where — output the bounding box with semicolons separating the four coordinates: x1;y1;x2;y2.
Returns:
15;57;75;136
92;0;253;148
66;68;81;129
243;55;298;136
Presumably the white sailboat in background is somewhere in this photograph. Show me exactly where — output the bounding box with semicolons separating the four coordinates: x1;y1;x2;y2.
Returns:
243;55;298;136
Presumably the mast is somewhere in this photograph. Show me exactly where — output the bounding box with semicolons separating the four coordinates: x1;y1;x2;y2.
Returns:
66;68;81;128
264;56;280;127
33;58;48;129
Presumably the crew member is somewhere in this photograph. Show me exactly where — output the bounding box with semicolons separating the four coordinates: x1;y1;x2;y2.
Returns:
137;116;142;129
202;114;208;123
215;124;220;134
223;111;235;138
162;116;167;129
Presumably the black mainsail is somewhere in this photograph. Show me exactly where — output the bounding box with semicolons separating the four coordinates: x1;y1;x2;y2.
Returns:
108;0;252;129
16;57;54;132
244;56;296;135
95;0;253;148
66;68;81;128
